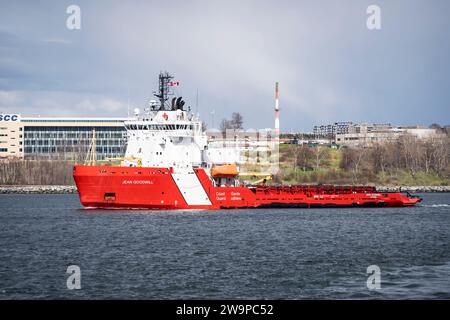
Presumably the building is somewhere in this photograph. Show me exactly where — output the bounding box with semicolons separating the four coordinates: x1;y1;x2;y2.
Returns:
335;125;442;147
313;122;354;137
0;114;277;164
313;121;444;147
350;123;392;134
335;131;402;147
0;114;129;160
313;122;394;138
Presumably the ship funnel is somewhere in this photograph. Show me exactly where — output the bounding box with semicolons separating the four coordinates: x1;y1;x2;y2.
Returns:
176;97;183;110
171;97;177;110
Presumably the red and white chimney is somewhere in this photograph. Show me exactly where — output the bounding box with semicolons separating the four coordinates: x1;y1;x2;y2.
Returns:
274;82;280;136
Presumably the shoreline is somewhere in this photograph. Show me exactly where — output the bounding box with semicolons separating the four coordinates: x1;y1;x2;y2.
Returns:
0;185;77;194
0;185;449;194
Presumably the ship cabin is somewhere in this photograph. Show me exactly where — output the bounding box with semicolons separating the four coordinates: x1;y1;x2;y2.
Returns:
211;164;240;187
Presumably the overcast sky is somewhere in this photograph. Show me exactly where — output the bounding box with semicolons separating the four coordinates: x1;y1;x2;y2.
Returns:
0;0;449;131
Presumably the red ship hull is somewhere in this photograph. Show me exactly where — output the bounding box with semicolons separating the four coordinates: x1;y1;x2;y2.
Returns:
73;165;422;209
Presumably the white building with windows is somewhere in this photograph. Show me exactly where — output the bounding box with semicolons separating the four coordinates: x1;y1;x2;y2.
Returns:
335;125;442;147
0;114;129;160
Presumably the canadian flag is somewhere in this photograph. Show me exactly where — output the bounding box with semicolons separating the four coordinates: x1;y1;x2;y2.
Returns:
168;81;180;86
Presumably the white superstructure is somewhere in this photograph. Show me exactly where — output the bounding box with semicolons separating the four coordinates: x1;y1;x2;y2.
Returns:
120;72;278;179
122;71;241;171
123;109;208;168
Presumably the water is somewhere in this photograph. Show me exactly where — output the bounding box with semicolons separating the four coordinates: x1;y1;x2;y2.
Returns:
0;193;449;299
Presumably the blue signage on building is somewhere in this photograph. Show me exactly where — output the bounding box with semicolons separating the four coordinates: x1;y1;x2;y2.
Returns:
0;114;20;121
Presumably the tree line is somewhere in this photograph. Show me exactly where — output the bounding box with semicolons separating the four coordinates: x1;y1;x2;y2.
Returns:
340;135;450;182
0;160;75;185
276;134;450;184
219;112;244;133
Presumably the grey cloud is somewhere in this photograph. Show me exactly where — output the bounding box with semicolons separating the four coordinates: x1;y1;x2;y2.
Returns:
0;0;449;130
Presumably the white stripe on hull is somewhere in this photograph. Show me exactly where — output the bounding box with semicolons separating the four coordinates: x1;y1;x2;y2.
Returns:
172;168;212;206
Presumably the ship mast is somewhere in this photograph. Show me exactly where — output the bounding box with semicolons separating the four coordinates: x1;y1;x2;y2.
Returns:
84;128;97;166
154;71;174;111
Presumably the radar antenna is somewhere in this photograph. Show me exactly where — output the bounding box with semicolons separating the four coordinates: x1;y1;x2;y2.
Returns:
153;71;174;111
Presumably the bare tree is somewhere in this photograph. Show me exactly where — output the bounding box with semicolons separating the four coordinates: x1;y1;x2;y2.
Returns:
295;145;314;171
230;112;244;129
340;147;367;183
0;160;74;185
220;112;244;133
312;146;330;171
370;143;389;175
219;119;231;134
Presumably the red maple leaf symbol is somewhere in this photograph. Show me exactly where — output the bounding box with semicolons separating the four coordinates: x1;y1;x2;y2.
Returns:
162;113;168;120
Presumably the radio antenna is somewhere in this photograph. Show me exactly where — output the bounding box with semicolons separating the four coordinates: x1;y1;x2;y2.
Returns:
127;88;130;117
195;89;199;114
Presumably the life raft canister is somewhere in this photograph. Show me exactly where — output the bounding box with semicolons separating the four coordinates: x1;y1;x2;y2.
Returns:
211;164;239;178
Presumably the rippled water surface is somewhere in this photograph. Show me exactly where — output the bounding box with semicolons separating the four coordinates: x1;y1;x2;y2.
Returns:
0;193;449;299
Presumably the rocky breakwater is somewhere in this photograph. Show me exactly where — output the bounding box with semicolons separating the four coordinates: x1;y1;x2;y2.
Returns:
0;185;78;194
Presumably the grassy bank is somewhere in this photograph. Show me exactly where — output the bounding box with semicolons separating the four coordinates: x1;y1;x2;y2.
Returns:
276;144;450;186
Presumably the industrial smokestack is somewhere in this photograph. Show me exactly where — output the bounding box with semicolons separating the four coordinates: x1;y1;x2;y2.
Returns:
274;82;280;136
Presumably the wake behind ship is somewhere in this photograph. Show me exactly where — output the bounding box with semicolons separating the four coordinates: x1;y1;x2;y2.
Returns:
73;72;422;209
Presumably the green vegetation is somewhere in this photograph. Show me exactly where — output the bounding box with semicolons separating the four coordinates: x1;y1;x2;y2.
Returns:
0;135;448;187
276;138;450;186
